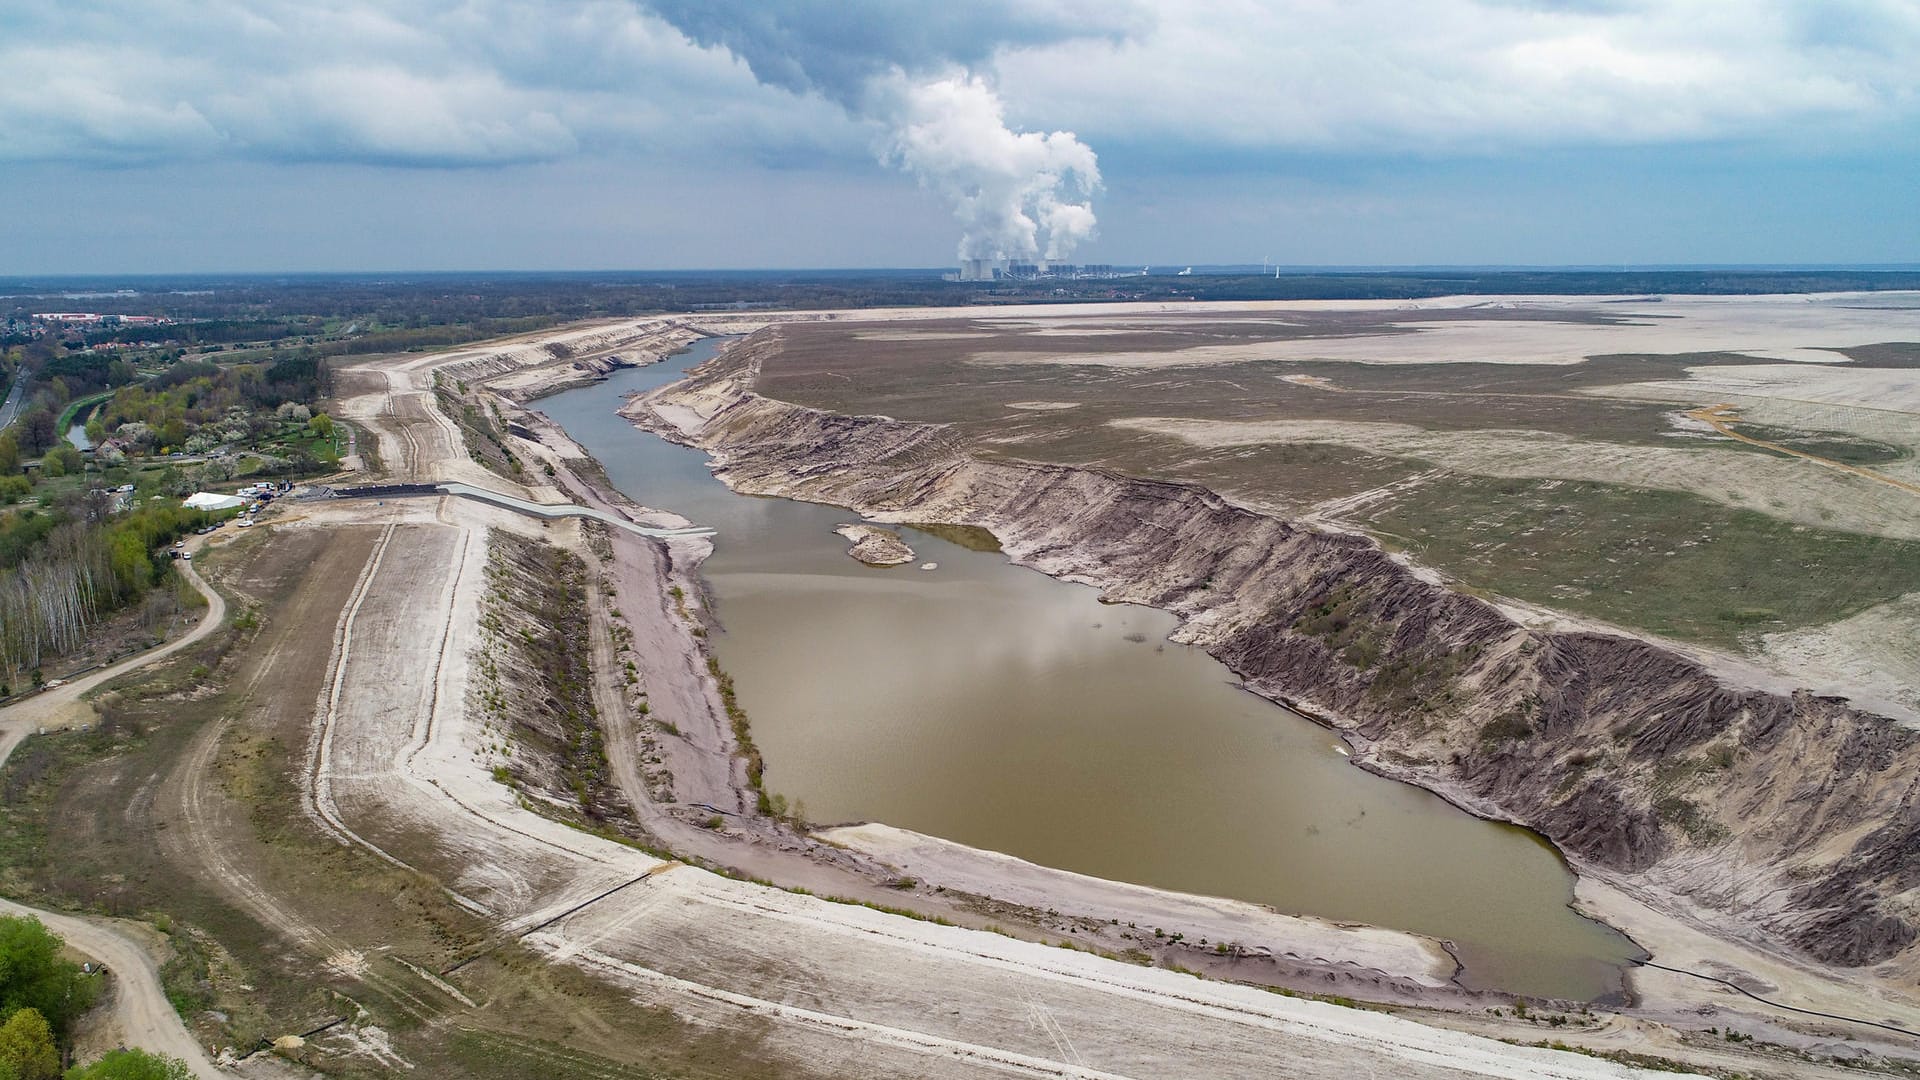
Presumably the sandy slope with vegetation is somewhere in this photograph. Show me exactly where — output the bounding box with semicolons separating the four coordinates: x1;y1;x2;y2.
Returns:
615;302;1920;1070
14;300;1919;1077
0;552;228;1077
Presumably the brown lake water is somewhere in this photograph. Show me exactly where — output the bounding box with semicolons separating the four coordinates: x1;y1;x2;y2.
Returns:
538;339;1641;1001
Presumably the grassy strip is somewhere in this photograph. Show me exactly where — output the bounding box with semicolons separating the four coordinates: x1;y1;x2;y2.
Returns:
703;657;763;801
54;390;115;435
479;532;622;819
701;655;808;821
1361;475;1920;648
1517;1040;1726;1076
434;381;523;479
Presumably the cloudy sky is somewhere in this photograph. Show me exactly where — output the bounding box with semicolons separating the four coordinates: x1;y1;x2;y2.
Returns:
4;0;1917;272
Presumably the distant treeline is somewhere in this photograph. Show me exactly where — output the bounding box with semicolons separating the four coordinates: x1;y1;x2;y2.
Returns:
2;270;1917;357
1170;269;1920;301
79;315;561;354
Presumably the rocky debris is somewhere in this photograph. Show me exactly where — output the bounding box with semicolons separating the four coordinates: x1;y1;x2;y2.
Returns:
626;327;1920;973
833;524;915;566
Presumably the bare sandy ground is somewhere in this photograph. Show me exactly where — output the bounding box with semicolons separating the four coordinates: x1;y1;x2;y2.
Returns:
540;865;1690;1080
1574;875;1920;1060
255;346;1744;1076
821;823;1456;986
1756;592;1920;718
966;293;1920;367
1111;415;1920;540
1593;362;1920;486
1598;361;1920;417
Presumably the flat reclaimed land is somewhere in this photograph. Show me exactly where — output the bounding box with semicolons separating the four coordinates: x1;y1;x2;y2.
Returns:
748;294;1920;721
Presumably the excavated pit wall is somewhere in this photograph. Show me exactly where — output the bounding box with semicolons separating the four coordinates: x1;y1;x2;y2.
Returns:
628;330;1920;974
440;321;706;401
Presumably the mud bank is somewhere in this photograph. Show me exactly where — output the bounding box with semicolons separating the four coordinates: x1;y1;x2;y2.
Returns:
622;329;1920;994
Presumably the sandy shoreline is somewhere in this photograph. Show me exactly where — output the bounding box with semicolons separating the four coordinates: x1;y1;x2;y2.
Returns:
467;313;1920;1074
503;357;1482;1006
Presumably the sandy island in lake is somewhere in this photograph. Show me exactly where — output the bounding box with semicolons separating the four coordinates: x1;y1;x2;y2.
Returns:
833;523;916;565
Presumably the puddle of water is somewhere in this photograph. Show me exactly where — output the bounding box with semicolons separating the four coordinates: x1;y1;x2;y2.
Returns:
539;338;1641;1000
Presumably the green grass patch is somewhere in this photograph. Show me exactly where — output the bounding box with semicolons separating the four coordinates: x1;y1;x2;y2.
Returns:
1361;476;1920;649
903;522;1002;553
1727;422;1909;466
55;390;115;434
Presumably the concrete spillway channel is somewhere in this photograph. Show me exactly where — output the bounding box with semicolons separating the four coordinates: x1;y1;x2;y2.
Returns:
328;482;716;539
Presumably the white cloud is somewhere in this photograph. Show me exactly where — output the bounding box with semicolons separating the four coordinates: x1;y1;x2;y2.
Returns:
1;0;1916;168
0;0;859;165
995;0;1920;150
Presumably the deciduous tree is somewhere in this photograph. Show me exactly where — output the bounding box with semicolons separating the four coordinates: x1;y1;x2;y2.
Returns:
0;914;98;1040
0;1007;59;1080
18;411;55;457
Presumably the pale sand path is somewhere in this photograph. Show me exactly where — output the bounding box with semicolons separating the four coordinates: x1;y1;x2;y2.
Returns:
0;549;228;1078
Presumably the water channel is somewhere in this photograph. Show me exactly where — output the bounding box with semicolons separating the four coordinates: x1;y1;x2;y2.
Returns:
537;336;1640;1001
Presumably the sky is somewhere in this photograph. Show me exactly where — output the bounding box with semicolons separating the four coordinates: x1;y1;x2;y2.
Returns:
3;0;1918;273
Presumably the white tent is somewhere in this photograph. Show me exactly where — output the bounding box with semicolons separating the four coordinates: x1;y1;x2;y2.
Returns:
183;492;246;511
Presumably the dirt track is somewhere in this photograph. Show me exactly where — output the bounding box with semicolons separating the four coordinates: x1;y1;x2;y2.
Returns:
0;897;221;1077
0;553;227;1078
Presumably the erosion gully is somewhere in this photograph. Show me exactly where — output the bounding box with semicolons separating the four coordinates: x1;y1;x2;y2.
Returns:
537;336;1639;1002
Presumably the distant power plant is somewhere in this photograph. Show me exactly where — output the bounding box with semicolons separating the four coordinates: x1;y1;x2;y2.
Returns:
948;260;1137;282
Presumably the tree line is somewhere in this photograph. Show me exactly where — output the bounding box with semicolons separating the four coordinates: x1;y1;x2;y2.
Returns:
0;500;210;692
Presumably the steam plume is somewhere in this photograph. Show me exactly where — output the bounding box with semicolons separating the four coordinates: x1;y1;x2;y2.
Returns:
880;75;1100;264
642;3;1119;265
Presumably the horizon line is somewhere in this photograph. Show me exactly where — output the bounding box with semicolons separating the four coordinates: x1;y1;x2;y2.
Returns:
4;262;1920;282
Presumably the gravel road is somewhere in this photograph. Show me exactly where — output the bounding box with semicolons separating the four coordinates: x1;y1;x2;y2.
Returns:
0;551;226;1077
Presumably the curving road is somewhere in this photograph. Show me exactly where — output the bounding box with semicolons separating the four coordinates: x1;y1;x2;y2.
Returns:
0;374;26;433
0;551;226;1078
